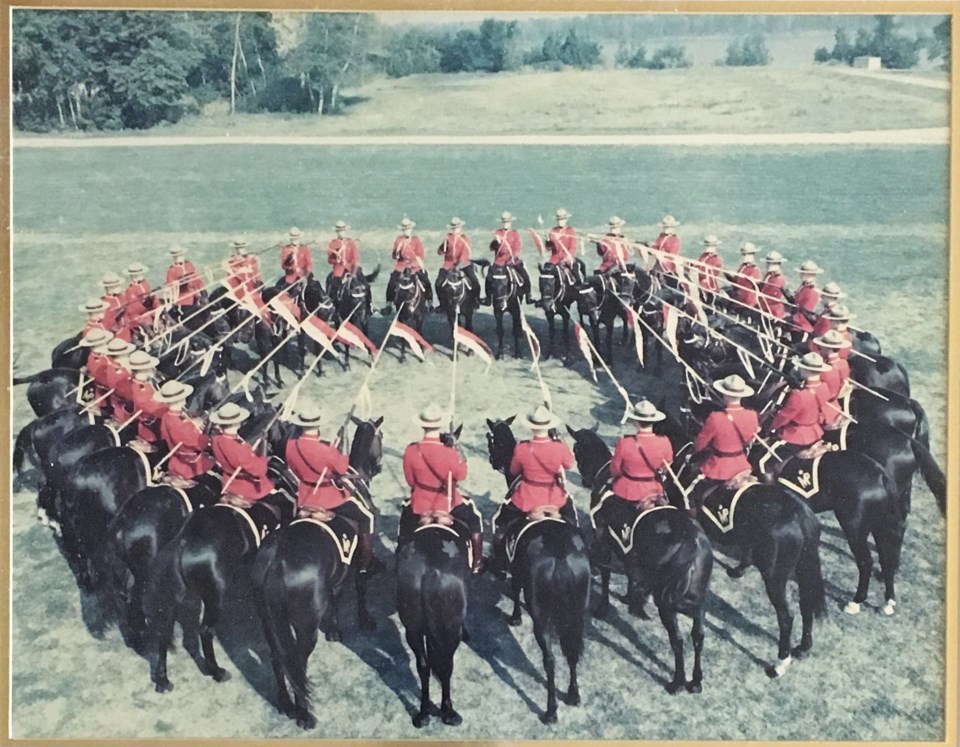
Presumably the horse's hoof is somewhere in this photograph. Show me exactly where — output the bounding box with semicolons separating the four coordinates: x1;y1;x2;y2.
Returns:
882;599;897;616
843;601;862;615
277;700;297;718
507;614;522;627
665;680;684;695
155;679;173;694
412;712;431;728
628;604;649;620
210;666;230;682
325;629;342;642
791;644;811;660
296;713;316;730
686;681;703;694
766;655;793;679
540;709;558;725
566;688;581;706
727;565;747;580
441;708;462;726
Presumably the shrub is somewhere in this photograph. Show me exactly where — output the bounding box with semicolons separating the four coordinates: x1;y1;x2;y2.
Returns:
722;35;770;66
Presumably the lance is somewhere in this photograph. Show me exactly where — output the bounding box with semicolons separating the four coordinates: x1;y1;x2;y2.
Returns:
74;370;86;404
663;461;692;510
449;303;460;433
575;318;633;422
173;312;262;382
115;409;144;433
80;387;115;413
151;442;183;481
847;377;890;401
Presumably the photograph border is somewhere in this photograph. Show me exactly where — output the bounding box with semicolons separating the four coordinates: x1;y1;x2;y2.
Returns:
1;1;956;745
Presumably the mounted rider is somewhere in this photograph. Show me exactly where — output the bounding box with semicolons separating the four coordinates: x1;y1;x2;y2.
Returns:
436;217;481;307
596;216;632;285
226;236;261;299
546;208;585;285
812;282;846;337
128;350;167;452
814;330;853;432
156;380;214;488
386;217;432;308
78;328;114;413
123;262;153;338
647;214;682;289
758;250;788;321
279;227;313;289
591;400;674;561
695;234;723;306
688;375;759;515
210;402;275;509
165;245;205;320
813;304;855;360
491;406;577;561
326;220;361;303
80;298;111;339
727;242;762;321
767;352;832;469
399;404;484;573
486;211;532;305
103;337;137;425
788;259;824;340
284;402;382;575
100;272;126;334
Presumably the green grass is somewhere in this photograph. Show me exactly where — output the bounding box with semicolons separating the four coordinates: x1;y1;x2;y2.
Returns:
10;144;949;740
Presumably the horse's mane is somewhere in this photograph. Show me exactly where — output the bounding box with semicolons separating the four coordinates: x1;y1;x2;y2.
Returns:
349;417;383;478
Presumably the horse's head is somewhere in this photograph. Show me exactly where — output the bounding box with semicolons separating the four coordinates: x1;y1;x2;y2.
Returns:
538;265;560;312
394;269;422;309
349;415;384;480
565;423;608;488
489;266;515;312
302;278;334;317
485;416;517;473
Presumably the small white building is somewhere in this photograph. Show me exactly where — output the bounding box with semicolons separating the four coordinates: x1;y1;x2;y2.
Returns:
853;56;882;70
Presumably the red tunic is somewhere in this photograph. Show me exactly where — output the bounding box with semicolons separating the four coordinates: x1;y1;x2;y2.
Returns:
759;271;787;319
392;235;425;272
547;226;578;266
226;255;260;299
694;406;759;480
491;228;522;266
508;437;574;512
792;283;820;333
285;436;350;510
611;432;674;501
101;293;124;331
598;235;630;274
159;411;213;479
439;234;471;271
819;357;850;426
809;327;852;361
696;252;722;293
772;384;828;446
731;262;762;307
123;280;152;324
129;380;168;443
403;437;467;513
327;238;359;278
280;243;313;283
105;362;134;419
652;233;681;275
211;433;274;501
86;350;112;397
166;261;203;307
82;319;109;338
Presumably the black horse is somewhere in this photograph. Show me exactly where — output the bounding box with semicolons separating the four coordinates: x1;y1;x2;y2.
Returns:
564;424;714;694
437;265;480;335
584;269;640;362
485;418;591;721
537;262;593;361
390;269;430;363
13;367;81;417
298;277;341;376
51;332;87;369
487;263;524;359
14;405;94;477
332;267;380;368
850;352;910;397
244;416;385;729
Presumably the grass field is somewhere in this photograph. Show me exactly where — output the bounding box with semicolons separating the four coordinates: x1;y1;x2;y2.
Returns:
13;66;949;141
9;143;950;739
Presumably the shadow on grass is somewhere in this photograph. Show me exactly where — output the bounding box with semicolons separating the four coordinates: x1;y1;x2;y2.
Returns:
586;606;672;689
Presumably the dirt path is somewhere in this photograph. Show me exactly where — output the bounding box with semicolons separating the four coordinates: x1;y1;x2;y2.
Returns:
822;66;951;91
11;127;948;148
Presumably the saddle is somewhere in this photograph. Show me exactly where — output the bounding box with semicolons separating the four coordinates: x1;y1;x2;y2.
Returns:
699;479;757;534
503;511;567;564
291;513;359;565
529;504;561;521
778;453;828;499
161;474;197;490
418;509;454;527
298;506;335;522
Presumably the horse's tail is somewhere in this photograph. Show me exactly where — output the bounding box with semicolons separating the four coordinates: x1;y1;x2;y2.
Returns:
422;567;466;669
143;536;187;644
12;373;40;385
796;509;828;621
661;520;714;611
13;422;33;475
363;264;381;285
543;548;590;667
908;397;931;449
908;434;946;517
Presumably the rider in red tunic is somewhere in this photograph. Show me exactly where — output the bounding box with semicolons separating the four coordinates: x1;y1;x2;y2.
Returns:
386;217;432;308
436;217;481;307
399;404;483;572
326;220;361;301
688;375;760;514
79;329;114;413
758;250;788;321
80;299;111;339
789;259;824;337
596;216;631;276
727;242;762;318
225;237;261;300
165;246;205;316
814;330;852;430
647;214;681;287
811;304;855;361
210;403;275;507
102;337;136;424
279;227;313;288
546;208;585;284
769;352;832;469
812;281;845;337
284;402;381;574
122;262;153;338
695;234;723;304
100;272;126;333
127;350;167;450
487;211;532;304
156;380;214;486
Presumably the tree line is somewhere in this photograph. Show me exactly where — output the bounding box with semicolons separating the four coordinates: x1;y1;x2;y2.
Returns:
814;15;949;69
11;10;949;133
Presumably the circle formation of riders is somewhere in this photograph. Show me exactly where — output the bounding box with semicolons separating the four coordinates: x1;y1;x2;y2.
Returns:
24;208;943;730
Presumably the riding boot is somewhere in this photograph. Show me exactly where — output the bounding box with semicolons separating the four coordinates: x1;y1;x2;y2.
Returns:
358;533;384;576
470;533;485;575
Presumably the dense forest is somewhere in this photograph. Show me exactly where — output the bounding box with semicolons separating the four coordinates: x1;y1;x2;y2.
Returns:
11;11;949;133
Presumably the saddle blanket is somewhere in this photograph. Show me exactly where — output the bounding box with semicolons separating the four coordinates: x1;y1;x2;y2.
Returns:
700;482;754;534
291;515;359;565
414;522;472;569
778;455;824;500
594;489;677;555
504;515;566;564
214;502;265;548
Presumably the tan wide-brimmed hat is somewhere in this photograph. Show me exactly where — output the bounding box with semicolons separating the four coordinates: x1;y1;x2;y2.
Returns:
765;250;786;264
231;236;248;250
795;351;831;373
154;379;195;403
702;234;721;249
823;304;854;322
169;245;186;258
500;211;515;224
814;329;852;350
101;272;122;288
80;329;114;348
105;338;136;357
128;350;160;372
80;298;110;314
526;405;560;430
288;227;302;239
740;242;758;256
333;220;350;231
798;259;824;275
127;261;148;276
210;402;251;426
398;217;416;231
289;401;323;428
448;217;465;230
821;281;846;300
555;208;572;220
713;374;755;398
661;214;680;228
607;215;626;229
626;399;666;423
416;403;447;429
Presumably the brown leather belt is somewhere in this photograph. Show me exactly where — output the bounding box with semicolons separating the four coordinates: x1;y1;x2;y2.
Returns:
714;449;744;458
415;482;446;493
621;473;657;482
524;478;559;488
